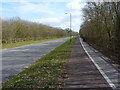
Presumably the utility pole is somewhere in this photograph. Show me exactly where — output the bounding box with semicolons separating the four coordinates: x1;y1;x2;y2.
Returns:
65;12;72;43
70;13;71;42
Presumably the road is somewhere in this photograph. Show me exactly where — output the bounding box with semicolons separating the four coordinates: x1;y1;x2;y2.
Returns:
62;38;119;90
2;38;70;83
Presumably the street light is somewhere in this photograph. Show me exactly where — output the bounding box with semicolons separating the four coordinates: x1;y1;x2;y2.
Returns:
65;12;72;42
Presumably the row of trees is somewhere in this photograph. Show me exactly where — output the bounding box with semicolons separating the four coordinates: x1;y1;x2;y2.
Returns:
2;17;77;44
80;2;120;63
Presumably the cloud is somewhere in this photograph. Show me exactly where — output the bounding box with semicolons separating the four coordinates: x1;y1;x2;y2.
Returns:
65;0;86;18
32;14;81;32
21;1;85;32
11;2;55;15
2;1;55;16
66;0;86;10
31;0;86;32
64;0;86;31
33;17;65;25
1;0;80;3
32;16;71;31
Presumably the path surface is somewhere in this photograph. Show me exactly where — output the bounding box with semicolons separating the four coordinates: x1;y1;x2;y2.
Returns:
2;38;70;83
62;39;119;89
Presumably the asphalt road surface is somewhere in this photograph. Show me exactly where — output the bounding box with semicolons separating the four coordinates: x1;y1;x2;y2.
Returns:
2;38;70;83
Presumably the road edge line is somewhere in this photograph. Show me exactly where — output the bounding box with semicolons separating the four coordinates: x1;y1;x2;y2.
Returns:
79;37;116;90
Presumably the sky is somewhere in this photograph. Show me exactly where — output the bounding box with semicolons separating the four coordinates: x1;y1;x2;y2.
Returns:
1;0;87;32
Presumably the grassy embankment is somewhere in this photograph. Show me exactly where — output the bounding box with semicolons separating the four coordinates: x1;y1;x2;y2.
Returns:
2;37;77;89
2;37;68;49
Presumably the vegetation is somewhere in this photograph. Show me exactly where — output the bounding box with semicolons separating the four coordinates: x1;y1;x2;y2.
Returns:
2;17;77;44
80;2;120;64
2;37;77;89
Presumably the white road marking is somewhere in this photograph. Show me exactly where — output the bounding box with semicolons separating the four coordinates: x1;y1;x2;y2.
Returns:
33;43;49;46
79;37;116;90
10;49;29;52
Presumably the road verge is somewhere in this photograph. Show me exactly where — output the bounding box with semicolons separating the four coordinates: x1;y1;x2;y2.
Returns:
2;37;77;89
2;37;69;49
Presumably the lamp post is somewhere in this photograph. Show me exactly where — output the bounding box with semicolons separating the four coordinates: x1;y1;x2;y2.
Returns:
65;13;71;42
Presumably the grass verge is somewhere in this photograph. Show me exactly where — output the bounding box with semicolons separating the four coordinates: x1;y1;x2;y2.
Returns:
2;37;77;89
2;37;68;49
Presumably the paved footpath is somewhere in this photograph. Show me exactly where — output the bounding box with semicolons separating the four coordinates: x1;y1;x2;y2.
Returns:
62;39;115;90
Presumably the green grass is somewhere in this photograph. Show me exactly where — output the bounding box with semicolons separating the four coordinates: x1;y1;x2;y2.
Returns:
2;37;77;89
2;37;68;49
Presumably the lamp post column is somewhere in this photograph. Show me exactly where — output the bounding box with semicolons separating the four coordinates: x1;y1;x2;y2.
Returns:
65;12;72;42
70;13;71;42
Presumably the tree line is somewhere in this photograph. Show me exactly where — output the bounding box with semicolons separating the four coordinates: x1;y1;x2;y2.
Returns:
80;2;120;63
2;17;77;44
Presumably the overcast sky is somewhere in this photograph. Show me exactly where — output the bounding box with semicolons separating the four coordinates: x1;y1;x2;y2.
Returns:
1;0;87;32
